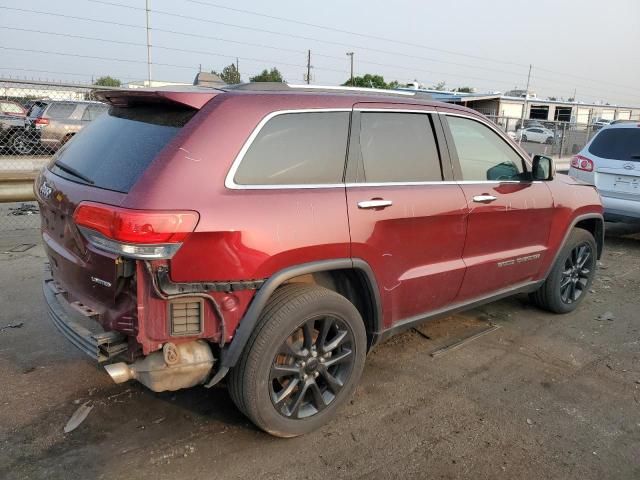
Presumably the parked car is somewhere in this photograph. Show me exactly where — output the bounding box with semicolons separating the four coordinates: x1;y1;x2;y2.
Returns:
516;127;555;144
0;100;31;154
591;118;612;130
515;119;544;130
36;84;604;437
569;122;640;222
25;100;108;153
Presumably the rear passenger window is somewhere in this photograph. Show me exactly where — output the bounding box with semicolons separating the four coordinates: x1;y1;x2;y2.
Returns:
233;112;349;185
46;103;77;119
357;112;442;182
447;116;524;181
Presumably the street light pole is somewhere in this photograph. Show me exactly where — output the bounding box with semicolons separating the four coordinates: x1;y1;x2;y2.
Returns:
145;0;152;86
518;64;532;146
346;52;354;85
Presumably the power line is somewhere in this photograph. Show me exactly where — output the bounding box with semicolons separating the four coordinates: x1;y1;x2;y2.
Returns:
83;1;639;98
4;3;637;102
182;0;638;93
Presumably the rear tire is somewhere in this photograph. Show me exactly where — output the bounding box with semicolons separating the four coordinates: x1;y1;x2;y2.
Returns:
530;228;597;313
522;134;528;142
9;131;34;155
228;283;367;437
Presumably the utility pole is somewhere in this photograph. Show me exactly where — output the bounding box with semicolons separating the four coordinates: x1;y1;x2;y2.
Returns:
346;52;354;85
306;50;312;84
518;64;532;146
145;0;152;86
572;87;577;122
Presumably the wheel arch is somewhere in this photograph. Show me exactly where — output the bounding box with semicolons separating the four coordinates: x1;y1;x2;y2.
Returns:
220;258;382;369
542;213;604;281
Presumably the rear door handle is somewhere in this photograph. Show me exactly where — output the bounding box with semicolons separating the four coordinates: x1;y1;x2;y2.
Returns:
357;199;393;209
472;195;497;203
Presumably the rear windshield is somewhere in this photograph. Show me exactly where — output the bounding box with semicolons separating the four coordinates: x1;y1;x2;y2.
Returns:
50;105;195;192
588;128;640;161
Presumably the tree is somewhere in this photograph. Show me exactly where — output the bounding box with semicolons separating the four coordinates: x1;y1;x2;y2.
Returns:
454;86;474;93
548;96;557;101
342;74;399;89
567;97;575;102
94;76;121;87
212;64;241;84
250;68;284;82
430;81;447;91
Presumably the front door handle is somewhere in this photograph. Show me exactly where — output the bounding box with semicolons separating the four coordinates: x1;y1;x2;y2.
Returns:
358;199;393;209
472;194;497;203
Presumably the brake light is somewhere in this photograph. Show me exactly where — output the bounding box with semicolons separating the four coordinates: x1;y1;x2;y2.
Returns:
73;202;199;259
571;155;594;172
34;117;49;126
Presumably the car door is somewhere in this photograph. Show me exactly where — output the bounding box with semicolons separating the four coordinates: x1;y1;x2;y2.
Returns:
528;128;542;143
438;110;555;301
346;105;468;329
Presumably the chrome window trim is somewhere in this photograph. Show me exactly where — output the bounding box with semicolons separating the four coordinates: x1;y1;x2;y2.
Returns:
440;111;533;168
225;108;352;190
355;108;437;114
225;107;536;191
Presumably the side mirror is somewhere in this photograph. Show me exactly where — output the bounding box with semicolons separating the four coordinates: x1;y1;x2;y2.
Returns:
531;155;554;181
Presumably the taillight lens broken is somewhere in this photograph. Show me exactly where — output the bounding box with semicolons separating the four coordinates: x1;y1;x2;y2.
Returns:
73;202;199;259
570;155;594;172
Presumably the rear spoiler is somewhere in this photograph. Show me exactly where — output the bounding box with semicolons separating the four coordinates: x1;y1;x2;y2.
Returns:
93;87;221;110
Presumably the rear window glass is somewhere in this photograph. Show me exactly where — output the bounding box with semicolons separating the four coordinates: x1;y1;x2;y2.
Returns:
28;103;47;118
234;112;349;185
588;128;640;161
50;105;195;192
46;103;77;119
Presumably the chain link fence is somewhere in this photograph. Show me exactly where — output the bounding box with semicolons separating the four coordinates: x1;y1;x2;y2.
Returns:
0;79;117;231
484;114;639;163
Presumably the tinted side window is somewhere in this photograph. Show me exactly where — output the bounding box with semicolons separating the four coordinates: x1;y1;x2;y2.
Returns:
234;112;349;185
447;116;524;181
358;112;442;182
46;103;77;119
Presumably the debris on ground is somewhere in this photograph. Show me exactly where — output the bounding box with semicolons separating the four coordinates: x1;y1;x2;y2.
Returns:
64;401;94;433
152;417;166;424
526;418;534;426
0;321;24;333
8;203;39;216
596;312;615;322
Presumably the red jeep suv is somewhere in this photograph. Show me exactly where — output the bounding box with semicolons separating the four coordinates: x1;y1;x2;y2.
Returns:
36;84;603;437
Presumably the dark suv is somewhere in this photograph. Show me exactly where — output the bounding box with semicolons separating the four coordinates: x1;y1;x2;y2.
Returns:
36;84;603;437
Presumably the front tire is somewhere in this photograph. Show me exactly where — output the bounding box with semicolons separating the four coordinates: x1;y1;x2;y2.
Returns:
228;283;367;437
530;228;597;313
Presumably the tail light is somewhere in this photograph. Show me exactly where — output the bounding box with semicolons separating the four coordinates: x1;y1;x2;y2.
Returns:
34;117;50;126
570;155;594;172
73;201;199;259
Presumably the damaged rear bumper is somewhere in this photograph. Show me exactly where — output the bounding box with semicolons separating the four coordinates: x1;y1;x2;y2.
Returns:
43;272;128;362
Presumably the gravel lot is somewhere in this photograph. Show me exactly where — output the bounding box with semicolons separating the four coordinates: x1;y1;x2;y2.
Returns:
1;225;639;480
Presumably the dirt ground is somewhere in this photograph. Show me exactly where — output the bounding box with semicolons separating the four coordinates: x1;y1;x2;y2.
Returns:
1;224;639;480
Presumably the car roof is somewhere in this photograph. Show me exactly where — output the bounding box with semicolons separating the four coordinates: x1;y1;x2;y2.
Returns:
598;122;640;130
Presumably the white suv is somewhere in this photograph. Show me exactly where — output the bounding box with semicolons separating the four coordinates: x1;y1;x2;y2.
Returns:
569;122;640;222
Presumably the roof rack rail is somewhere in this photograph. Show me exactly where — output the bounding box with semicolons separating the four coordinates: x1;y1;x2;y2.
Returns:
223;82;432;99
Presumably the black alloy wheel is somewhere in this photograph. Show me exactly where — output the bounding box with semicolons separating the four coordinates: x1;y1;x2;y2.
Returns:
559;242;593;305
269;315;354;419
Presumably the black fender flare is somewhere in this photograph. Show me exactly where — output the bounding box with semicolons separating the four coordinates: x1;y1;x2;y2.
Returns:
219;258;382;369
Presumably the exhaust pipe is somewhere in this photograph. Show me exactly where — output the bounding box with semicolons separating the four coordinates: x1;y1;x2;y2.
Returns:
104;340;214;392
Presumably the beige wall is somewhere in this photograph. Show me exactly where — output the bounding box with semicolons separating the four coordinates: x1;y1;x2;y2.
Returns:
499;101;523;118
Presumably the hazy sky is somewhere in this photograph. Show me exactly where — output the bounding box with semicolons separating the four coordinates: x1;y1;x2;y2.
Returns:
2;0;639;105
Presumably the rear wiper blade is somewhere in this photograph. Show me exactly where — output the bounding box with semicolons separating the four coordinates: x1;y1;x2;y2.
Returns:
53;161;94;185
